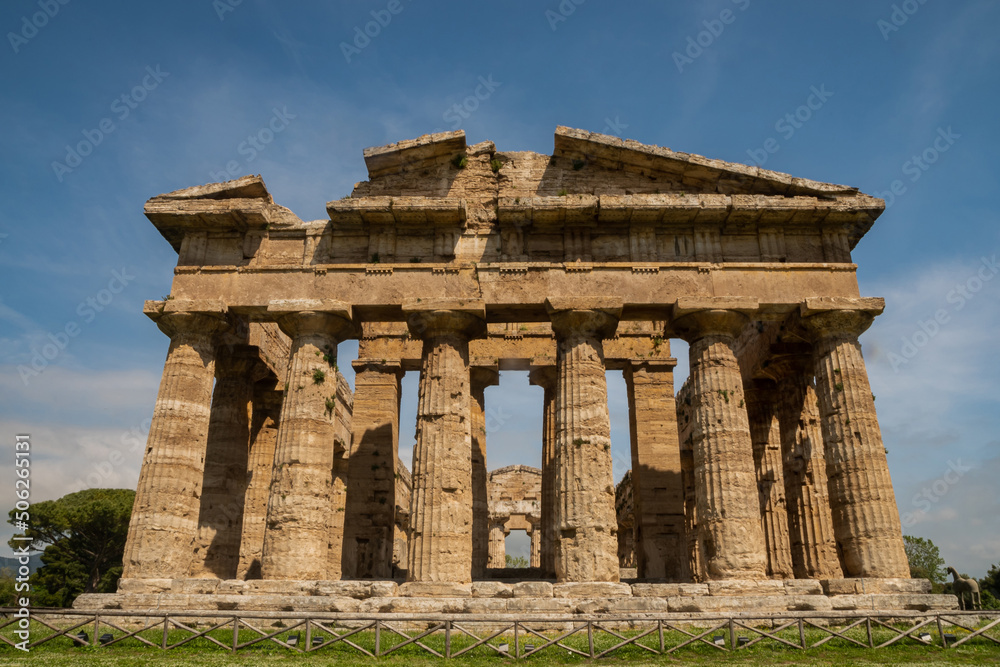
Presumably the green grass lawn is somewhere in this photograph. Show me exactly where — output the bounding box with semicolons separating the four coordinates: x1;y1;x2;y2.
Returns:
2;619;998;666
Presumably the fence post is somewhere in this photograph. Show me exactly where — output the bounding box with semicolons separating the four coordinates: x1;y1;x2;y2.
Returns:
232;616;239;652
658;619;665;653
729;617;736;650
375;620;381;657
588;620;595;658
798;618;805;648
938;615;948;648
162;615;169;649
514;621;519;659
866;617;873;648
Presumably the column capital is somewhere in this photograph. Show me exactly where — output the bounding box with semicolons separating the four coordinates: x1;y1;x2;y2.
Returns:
470;365;500;392
545;297;622;339
351;358;404;376
528;365;557;390
799;307;880;341
267;299;355;340
403;298;486;340
623;358;678;376
671;309;749;342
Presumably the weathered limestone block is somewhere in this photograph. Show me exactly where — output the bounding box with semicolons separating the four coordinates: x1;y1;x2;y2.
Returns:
623;359;687;581
767;354;843;579
671;302;767;580
471;581;513;598
553;582;633;598
398;581;473;598
342;360;404;579
512;581;554;597
405;300;486;583
462;598;512;614
706;579;786;597
547;298;622;583
116;578;173;594
784;579;824;595
316;580;399;598
821;578;933;595
327;371;353;580
261;304;354;580
631;583;710;597
529;365;558;578
237;383;281;580
744;381;795;580
189;347;255;579
122;307;229;580
801;302;909;578
471;366;499;579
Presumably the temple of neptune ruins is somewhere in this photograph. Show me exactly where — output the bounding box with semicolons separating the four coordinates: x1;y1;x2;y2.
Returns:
77;127;956;614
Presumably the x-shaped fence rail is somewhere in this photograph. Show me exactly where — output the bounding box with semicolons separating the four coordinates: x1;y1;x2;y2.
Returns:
1;609;998;657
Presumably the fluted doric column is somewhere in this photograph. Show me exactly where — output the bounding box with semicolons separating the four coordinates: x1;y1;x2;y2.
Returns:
342;359;404;579
744;380;795;579
801;301;909;578
470;366;499;580
189;346;255;579
547;298;621;583
488;518;509;569
672;300;767;580
764;354;843;579
405;300;486;583
624;359;687;581
261;301;354;580
122;304;229;580
529;523;541;568
528;365;558;578
237;381;282;580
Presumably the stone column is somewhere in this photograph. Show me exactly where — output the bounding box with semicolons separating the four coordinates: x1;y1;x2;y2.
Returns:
547;298;621;583
801;301;909;578
237;381;282;580
261;302;354;580
763;355;843;579
189;346;255;579
529;523;541;568
488;518;509;569
529;366;558;578
744;381;795;579
671;300;768;580
470;366;499;580
342;360;403;579
122;305;228;580
623;359;687;581
404;300;486;583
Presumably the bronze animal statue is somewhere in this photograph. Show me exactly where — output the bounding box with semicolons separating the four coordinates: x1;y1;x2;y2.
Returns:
947;566;982;610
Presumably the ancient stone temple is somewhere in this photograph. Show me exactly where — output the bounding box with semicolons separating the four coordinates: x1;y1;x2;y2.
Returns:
77;127;954;614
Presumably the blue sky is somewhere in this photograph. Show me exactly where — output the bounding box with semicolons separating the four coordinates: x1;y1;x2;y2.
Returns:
2;1;998;575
